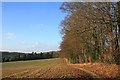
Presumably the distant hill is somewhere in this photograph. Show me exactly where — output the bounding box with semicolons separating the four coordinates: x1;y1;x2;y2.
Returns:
0;51;59;62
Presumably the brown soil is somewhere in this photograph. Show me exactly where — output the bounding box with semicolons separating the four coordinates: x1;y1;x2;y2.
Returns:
70;62;119;78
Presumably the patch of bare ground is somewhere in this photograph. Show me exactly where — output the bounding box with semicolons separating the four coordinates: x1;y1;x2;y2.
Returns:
41;65;93;79
70;62;119;78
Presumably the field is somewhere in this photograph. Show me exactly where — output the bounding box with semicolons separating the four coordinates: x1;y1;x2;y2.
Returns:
2;58;94;79
2;58;119;79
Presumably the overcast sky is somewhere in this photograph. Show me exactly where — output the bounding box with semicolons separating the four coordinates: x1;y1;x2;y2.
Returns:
2;2;66;53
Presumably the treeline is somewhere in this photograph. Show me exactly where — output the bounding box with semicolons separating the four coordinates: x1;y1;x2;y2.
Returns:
1;51;59;62
60;2;120;64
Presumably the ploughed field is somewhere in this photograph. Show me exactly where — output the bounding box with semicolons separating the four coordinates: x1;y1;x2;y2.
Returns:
2;58;93;79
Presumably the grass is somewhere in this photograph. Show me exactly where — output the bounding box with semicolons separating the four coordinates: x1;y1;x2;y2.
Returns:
3;58;61;68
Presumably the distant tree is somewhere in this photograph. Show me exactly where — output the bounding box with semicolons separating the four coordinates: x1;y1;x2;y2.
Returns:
32;52;34;55
40;52;44;59
34;52;37;55
4;57;9;62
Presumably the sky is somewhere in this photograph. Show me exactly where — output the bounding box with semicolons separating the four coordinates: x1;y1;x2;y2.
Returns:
2;2;66;53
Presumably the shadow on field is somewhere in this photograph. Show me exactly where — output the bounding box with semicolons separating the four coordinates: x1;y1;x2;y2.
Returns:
2;77;120;80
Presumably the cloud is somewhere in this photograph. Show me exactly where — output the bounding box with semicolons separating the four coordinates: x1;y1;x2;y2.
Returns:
30;42;58;52
2;41;59;53
39;24;44;26
32;42;39;48
6;32;15;40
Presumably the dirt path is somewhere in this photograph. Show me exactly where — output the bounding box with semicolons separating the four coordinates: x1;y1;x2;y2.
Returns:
64;58;119;78
70;65;100;78
63;58;100;78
